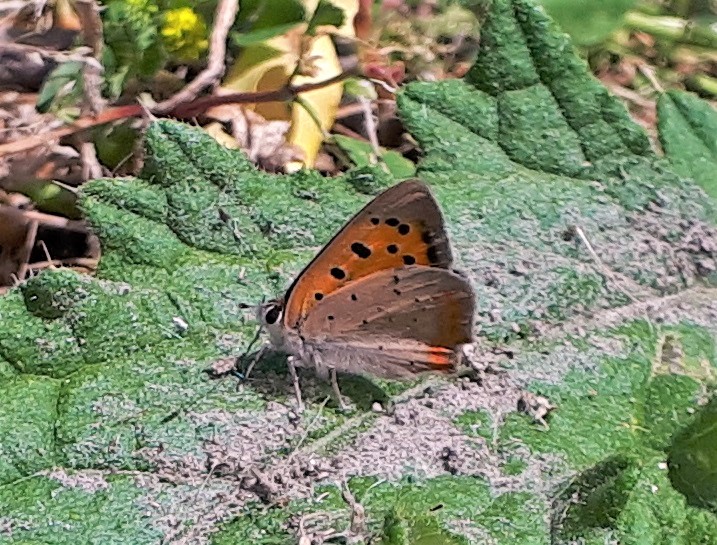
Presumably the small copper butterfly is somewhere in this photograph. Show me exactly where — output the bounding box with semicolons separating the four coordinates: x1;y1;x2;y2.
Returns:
258;179;475;409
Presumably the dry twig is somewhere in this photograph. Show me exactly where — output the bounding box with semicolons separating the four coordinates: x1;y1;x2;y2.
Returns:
20;209;88;231
15;218;38;282
359;96;380;162
574;225;639;303
0;72;355;157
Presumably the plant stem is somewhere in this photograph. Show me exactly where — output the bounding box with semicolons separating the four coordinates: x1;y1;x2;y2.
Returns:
687;73;717;97
624;10;717;48
625;11;717;48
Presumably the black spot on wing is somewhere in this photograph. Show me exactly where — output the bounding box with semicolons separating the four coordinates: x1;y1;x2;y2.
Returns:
330;267;346;279
403;255;416;265
351;242;372;258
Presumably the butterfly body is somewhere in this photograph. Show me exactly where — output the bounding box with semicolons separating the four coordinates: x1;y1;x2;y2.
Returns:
259;180;475;406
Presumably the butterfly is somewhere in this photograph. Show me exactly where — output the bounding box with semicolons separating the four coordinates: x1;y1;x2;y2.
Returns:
257;179;475;410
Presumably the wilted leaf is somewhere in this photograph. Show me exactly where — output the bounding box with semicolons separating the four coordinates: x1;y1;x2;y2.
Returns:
223;0;358;169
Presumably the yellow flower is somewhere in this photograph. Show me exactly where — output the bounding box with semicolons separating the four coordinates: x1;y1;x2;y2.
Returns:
161;7;208;62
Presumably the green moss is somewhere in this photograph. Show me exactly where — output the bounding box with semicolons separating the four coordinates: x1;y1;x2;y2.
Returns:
502;457;528;476
544;268;614;321
0;291;83;377
81;177;168;222
498;85;586;176
455;410;494;442
211;503;294;545
658;90;717;200
0;474;161;544
466;0;540;92
499;320;708;470
671;323;717;369
402;80;499;142
0;376;60;483
552;453;717;543
55;343;267;470
642;375;702;451
82;197;189;269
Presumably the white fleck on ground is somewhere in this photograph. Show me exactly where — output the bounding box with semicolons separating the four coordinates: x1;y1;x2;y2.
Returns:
46;468;109;493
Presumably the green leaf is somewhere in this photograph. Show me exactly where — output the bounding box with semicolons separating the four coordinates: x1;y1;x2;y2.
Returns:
343;77;379;99
540;0;637;46
333;135;416;179
669;397;717;512
658;90;717;200
382;507;468;545
13;179;80;219
306;0;345;35
2;0;717;542
553;454;717;544
100;0;166;95
233;0;305;41
36;61;84;113
232;21;302;46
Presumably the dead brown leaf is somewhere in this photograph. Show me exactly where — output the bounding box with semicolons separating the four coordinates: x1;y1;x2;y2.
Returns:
205;106;305;172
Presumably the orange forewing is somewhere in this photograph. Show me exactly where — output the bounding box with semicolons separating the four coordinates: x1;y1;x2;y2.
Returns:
282;180;452;330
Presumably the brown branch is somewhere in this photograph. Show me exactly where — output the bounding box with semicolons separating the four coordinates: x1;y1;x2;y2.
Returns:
0;42;95;64
170;70;354;118
0;72;355;157
0;104;141;156
21;209;89;232
152;0;239;115
27;257;99;271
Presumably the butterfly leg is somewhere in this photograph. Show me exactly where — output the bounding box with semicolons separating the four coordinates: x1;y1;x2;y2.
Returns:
287;355;305;412
330;368;348;411
239;342;271;380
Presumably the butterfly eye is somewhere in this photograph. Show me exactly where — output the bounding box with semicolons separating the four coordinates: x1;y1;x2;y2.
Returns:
264;304;282;325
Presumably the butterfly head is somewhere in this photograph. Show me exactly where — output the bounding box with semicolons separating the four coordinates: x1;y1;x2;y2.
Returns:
258;298;286;345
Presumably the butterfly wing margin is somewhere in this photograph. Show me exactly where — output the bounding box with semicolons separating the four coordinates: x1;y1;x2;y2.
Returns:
298;266;475;377
283;180;454;330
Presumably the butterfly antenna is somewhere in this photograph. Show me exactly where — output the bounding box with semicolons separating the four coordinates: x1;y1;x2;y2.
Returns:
160;325;267;425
